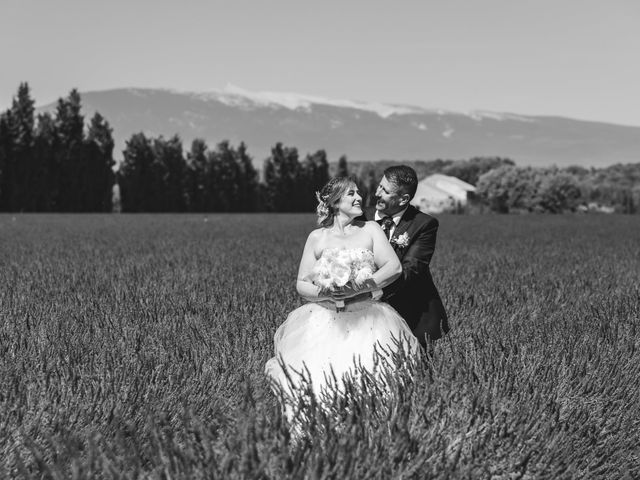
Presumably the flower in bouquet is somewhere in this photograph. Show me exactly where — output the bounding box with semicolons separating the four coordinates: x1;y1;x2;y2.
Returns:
311;250;357;311
310;248;382;311
312;251;351;290
346;249;383;299
348;249;375;285
353;264;374;285
311;256;334;291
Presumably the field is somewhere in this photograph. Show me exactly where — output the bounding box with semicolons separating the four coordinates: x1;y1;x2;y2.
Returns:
1;213;639;479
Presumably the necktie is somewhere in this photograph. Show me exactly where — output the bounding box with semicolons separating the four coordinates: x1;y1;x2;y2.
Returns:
379;216;395;239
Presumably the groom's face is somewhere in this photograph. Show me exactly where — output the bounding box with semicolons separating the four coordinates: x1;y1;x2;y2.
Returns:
375;176;407;216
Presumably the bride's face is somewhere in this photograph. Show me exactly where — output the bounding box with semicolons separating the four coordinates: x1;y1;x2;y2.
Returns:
336;183;363;217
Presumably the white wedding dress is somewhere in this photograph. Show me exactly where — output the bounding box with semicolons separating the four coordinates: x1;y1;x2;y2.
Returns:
265;248;420;407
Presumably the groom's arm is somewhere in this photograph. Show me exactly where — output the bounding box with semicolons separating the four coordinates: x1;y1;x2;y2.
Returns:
384;217;439;297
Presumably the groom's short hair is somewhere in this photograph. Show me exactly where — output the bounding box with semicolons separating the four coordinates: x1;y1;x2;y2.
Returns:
384;165;418;200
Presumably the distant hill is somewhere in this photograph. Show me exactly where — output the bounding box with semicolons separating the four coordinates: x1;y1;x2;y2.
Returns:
38;86;640;168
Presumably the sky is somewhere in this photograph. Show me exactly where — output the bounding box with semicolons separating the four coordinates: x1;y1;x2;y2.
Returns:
1;0;639;126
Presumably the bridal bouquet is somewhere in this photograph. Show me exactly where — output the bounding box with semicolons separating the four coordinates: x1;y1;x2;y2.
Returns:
311;249;377;311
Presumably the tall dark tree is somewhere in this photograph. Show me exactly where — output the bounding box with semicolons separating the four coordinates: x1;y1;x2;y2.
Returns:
118;133;156;212
0;112;13;211
308;149;329;190
32;113;57;211
55;89;85;211
299;155;315;212
337;154;349;177
263;142;302;211
185;138;209;212
5;83;36;210
153;135;186;211
363;168;378;208
300;149;330;211
234;142;258;211
84;112;116;211
202;148;223;211
214;140;240;212
261;157;276;212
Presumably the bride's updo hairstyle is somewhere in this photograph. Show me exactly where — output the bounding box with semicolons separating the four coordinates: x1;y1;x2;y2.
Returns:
316;175;359;228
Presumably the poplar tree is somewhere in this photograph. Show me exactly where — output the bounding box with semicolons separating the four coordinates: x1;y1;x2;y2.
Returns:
234;142;258;211
214;140;238;211
153;135;186;211
33;113;57;210
263;142;301;211
85;112;116;211
55;89;85;211
298;150;326;211
337;154;349;177
8;83;36;210
119;133;155;212
0;112;13;211
185;138;209;212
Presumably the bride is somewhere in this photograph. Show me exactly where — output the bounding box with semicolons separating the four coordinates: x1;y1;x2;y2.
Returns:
265;176;420;413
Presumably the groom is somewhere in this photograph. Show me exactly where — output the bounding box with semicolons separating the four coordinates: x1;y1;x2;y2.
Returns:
364;165;449;348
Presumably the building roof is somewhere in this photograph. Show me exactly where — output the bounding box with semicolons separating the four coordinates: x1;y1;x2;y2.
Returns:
423;174;476;192
410;174;476;207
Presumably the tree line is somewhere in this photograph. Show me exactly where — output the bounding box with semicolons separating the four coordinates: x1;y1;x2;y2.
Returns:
117;134;334;213
0;83;115;212
1;84;638;214
474;163;640;214
0;84;341;213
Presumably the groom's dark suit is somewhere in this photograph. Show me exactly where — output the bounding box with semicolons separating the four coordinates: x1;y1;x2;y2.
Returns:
365;205;449;345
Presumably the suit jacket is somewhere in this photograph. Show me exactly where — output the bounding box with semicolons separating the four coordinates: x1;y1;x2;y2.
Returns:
365;205;449;344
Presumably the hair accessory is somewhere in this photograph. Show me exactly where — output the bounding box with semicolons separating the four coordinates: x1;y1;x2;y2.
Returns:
315;191;330;217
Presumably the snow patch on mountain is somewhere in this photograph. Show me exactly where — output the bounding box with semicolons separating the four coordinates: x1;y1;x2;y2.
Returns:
192;84;430;119
469;110;537;122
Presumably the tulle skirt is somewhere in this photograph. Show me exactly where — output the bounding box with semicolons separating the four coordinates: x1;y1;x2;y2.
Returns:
265;298;420;400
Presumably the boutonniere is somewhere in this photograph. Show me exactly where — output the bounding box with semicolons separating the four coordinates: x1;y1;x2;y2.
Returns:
391;232;410;249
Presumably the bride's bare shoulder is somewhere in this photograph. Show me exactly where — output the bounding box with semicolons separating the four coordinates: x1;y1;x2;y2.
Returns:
306;227;326;243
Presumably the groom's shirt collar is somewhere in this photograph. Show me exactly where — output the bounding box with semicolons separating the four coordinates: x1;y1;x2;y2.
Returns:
374;206;408;226
375;207;408;238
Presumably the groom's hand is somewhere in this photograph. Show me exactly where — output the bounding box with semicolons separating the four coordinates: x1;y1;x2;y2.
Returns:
352;278;377;292
331;284;359;300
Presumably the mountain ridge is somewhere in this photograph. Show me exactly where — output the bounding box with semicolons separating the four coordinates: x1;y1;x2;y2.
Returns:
37;87;640;168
